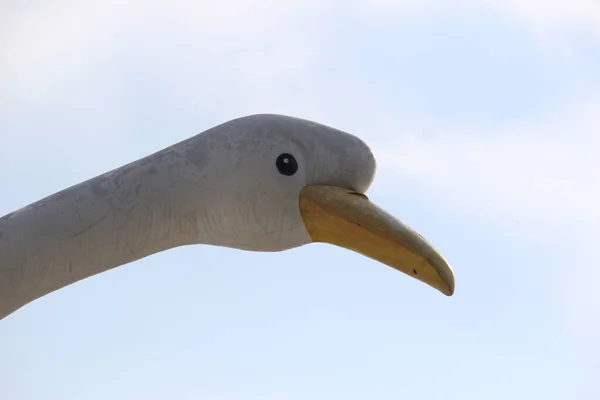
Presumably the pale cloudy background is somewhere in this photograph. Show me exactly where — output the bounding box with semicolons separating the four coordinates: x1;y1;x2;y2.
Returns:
1;1;598;399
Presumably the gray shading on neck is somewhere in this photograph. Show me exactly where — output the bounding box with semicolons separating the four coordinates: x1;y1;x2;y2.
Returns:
0;135;204;319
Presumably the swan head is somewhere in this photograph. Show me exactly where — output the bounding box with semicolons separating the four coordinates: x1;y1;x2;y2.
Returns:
179;114;454;296
0;114;454;321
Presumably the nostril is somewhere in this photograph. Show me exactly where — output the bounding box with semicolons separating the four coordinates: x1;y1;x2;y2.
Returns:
348;191;369;200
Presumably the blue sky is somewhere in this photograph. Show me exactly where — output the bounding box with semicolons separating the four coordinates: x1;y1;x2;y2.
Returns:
1;1;598;399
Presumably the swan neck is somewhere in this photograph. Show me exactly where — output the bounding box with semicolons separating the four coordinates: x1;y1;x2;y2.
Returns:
0;145;204;320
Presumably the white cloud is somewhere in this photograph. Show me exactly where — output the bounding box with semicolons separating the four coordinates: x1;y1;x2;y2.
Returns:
373;96;600;229
487;0;600;33
0;0;327;102
3;0;598;105
369;93;600;367
354;0;600;52
485;0;600;56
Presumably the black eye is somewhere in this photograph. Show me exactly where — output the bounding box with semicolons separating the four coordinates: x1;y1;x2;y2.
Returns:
275;153;298;176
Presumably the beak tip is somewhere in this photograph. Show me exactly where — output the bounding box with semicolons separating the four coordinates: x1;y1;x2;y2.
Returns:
444;274;455;297
435;259;455;297
434;265;455;296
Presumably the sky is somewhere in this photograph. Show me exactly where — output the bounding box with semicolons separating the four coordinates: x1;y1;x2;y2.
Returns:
1;0;599;398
